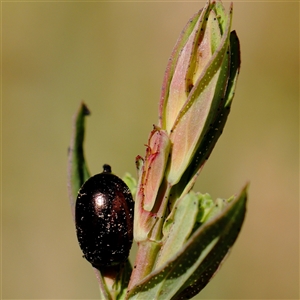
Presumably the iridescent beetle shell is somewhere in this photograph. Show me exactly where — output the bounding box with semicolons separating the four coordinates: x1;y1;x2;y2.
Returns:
75;164;134;268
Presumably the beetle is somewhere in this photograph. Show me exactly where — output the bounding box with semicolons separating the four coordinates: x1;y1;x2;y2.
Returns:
75;164;134;268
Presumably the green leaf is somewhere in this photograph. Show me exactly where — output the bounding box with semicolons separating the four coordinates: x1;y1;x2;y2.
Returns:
155;192;200;269
67;101;91;220
123;173;137;199
173;188;246;300
224;30;241;107
126;185;248;300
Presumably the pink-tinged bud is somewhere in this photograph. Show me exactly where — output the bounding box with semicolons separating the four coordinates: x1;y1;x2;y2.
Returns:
143;128;171;211
159;2;212;133
134;127;171;241
158;1;240;186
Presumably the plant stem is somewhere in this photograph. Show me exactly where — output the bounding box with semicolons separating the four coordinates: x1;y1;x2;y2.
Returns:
128;240;161;291
128;181;172;292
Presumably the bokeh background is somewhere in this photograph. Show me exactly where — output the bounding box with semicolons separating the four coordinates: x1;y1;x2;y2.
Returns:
2;1;299;299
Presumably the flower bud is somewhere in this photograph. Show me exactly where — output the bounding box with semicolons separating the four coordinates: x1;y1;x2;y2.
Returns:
158;1;240;186
134;126;171;241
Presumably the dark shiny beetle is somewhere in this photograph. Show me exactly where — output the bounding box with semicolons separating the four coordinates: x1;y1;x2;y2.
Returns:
75;164;134;268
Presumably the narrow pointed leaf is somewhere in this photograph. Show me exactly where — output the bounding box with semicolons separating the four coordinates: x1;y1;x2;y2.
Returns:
67;101;91;220
155;192;200;269
173;186;247;299
126;185;247;300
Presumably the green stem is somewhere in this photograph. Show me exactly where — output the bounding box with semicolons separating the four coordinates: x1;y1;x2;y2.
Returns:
127;181;173;292
127;241;161;292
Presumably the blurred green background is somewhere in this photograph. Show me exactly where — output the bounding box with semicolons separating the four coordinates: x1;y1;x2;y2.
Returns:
2;1;298;299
